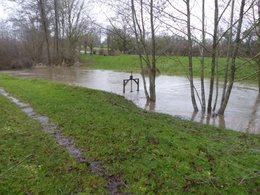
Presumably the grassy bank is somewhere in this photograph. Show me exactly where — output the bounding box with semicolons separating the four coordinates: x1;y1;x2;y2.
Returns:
81;54;258;83
0;74;260;194
0;86;105;193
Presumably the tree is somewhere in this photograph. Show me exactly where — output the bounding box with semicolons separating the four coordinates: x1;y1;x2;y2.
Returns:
106;25;133;54
220;0;235;110
39;0;51;65
83;26;100;55
218;0;247;115
207;0;219;113
257;0;260;92
6;0;89;65
131;0;160;102
54;0;61;63
61;0;86;63
200;0;206;112
185;0;198;112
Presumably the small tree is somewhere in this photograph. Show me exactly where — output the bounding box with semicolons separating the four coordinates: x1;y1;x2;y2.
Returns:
131;0;160;102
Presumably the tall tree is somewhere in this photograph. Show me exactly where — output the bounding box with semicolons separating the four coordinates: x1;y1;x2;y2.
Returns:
220;0;235;107
131;0;159;102
54;0;60;63
39;0;51;65
131;0;149;99
218;0;246;115
149;0;156;102
200;0;206;112
257;0;260;93
185;0;198;112
207;0;219;113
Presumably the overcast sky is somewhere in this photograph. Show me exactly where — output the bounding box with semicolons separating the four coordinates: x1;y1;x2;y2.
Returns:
0;0;256;39
0;4;7;19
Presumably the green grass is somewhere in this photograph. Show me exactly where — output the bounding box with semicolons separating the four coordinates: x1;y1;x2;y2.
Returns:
0;87;105;193
81;54;141;72
0;74;260;194
81;54;258;83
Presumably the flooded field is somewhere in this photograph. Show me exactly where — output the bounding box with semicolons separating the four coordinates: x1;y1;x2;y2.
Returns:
4;66;260;134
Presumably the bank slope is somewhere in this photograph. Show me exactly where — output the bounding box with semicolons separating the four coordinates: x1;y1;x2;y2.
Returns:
0;74;259;194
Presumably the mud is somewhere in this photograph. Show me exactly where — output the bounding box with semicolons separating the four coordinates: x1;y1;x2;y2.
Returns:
0;88;125;194
106;174;126;195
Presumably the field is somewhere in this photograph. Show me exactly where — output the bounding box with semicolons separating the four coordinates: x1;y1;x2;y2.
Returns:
81;54;258;83
0;74;259;194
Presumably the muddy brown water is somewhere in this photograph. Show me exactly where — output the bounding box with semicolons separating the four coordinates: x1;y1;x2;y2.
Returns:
3;66;260;134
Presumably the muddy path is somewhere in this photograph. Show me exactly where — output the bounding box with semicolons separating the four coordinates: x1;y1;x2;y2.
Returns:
0;88;126;194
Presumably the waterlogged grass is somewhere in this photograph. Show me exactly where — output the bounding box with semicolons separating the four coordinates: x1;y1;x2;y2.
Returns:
0;88;106;193
81;54;258;83
0;74;260;194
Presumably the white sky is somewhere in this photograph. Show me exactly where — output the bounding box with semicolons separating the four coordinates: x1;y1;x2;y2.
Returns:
0;0;256;39
0;4;7;19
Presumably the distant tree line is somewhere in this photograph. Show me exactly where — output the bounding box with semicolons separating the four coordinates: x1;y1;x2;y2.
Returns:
0;0;88;69
83;23;260;58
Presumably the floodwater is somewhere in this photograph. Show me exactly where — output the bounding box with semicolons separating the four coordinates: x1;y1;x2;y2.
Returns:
3;66;260;134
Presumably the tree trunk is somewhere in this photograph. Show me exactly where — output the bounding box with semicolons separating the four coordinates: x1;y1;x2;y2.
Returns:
131;0;150;100
213;52;219;111
257;0;260;93
218;0;246;115
149;0;156;102
200;0;206;112
131;0;157;102
60;0;65;62
139;56;150;99
186;0;198;112
257;53;260;93
123;26;127;54
207;0;219;113
221;0;235;106
84;39;87;54
39;0;51;65
54;0;60;64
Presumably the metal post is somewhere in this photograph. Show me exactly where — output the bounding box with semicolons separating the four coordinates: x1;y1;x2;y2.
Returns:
122;72;139;93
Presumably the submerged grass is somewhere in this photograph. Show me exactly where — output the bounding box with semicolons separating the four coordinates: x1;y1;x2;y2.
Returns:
0;74;259;194
81;54;258;83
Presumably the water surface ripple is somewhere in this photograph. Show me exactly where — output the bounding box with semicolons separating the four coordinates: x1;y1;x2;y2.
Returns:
4;67;260;134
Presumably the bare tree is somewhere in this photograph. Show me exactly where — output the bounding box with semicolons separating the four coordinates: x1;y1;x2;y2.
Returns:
131;0;150;99
39;0;51;65
54;0;61;63
149;0;156;102
185;0;198;112
220;0;235;107
6;0;89;65
131;0;160;102
200;0;206;112
207;0;219;113
257;0;260;93
218;0;247;115
84;26;100;55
